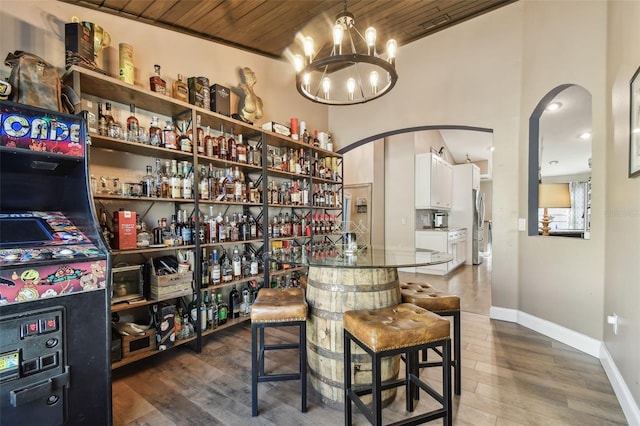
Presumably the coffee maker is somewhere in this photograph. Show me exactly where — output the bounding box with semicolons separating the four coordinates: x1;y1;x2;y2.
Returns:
433;212;448;229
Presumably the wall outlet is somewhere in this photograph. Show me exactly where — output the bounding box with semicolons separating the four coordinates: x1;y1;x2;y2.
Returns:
607;313;619;335
518;218;526;231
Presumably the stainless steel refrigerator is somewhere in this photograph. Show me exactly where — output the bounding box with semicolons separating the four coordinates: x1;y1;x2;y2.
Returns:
472;189;486;265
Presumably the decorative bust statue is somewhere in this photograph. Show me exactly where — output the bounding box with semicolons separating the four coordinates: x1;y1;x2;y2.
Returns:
238;67;263;124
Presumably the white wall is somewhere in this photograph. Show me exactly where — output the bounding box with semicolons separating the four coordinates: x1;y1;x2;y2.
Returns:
332;2;523;312
605;0;640;412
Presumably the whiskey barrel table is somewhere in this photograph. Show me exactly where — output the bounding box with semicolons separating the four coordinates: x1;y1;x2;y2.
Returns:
270;246;452;406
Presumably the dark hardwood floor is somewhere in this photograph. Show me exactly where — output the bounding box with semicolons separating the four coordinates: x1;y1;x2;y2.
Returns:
112;256;627;425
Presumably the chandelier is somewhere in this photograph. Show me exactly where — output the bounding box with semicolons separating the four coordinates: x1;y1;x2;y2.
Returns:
293;1;398;106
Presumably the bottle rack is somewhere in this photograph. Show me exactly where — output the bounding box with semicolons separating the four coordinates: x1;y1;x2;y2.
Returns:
64;66;343;368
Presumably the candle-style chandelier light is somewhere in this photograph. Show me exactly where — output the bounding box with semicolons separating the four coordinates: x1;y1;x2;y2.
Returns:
293;0;398;106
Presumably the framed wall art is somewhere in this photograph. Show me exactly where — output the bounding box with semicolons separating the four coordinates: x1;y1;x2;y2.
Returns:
630;65;640;178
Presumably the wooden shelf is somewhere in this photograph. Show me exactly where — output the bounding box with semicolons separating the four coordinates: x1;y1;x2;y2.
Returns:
111;244;196;255
201;315;251;338
202;275;261;293
111;334;196;369
89;133;194;160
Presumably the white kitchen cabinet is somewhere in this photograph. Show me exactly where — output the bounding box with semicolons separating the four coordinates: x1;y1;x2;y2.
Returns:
415;229;466;275
415;153;453;210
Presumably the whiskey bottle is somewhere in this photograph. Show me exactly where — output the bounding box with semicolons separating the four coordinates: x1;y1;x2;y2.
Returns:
198;166;209;201
169;159;181;199
221;249;233;283
172;73;189;102
163;121;178;150
104;102;115;127
216;293;228;325
126;104;139;142
236;134;247;163
149;116;162;147
229;285;240;319
97;102;107;136
232;245;242;279
142;165;154;197
150;64;167;95
210;249;221;285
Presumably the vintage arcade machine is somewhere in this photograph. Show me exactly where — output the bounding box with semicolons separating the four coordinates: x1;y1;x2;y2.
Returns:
0;101;111;425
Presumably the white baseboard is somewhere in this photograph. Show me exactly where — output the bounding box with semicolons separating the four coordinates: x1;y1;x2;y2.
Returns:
489;306;640;425
600;343;640;426
489;306;517;322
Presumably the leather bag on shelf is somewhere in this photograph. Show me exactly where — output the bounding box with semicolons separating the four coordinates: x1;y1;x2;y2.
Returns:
4;50;65;112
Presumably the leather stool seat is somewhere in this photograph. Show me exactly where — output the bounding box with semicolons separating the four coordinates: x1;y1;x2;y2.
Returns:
251;287;307;416
251;287;308;323
343;303;452;426
400;282;462;395
343;303;450;352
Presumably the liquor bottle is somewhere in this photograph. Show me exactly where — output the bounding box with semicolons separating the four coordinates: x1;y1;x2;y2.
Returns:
216;293;228;325
177;121;192;153
201;248;209;289
97;102;107;136
249;215;257;239
232;245;242;279
207;206;216;243
210;249;221;285
229;285;240;319
181;209;192;245
250;252;259;276
240;285;251;316
142;165;154;197
200;292;208;331
198;166;209;201
150;64;167;94
149;116;162;147
99;210;112;248
221;249;233;282
313;130;320;147
182;162;193;199
216;211;226;243
208;291;218;329
153;159;163;198
228;132;237;162
104;102;115;127
253;142;261;166
172;73;189;102
205;126;213;157
169;160;180;198
175;308;183;340
126;104;139;142
163;121;178;150
219;132;228;160
188;115;205;154
212;131;220;158
237;134;247;163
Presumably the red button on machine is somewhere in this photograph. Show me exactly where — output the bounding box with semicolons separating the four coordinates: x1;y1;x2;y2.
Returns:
39;318;58;333
23;321;39;337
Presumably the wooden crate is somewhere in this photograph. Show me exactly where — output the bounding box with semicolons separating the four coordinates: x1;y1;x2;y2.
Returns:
121;329;156;358
148;258;193;300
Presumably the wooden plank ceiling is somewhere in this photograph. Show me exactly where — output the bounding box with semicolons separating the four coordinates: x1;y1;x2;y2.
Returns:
59;0;517;60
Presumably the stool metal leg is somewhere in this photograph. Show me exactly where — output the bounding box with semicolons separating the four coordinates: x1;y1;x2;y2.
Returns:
453;311;461;395
251;324;259;416
443;339;452;426
373;351;382;426
300;322;307;413
344;330;353;426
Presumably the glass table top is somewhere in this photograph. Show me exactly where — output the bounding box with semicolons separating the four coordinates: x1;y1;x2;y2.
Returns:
265;245;452;269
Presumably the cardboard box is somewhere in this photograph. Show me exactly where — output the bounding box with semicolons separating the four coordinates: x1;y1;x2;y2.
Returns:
262;121;291;137
64;23;94;69
112;210;137;249
188;76;210;110
121;328;155;358
210;84;230;116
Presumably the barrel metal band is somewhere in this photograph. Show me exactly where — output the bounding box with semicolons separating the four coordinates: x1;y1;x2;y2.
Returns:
307;279;399;293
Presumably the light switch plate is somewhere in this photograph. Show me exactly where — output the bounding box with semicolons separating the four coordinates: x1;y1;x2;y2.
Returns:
518;218;526;231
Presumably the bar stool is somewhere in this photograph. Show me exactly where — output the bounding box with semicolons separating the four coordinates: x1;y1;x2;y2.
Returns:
400;282;461;395
251;287;308;416
343;303;452;426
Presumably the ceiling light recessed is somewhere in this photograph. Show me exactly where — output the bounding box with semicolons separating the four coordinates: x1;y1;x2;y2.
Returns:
546;102;562;111
579;132;591;140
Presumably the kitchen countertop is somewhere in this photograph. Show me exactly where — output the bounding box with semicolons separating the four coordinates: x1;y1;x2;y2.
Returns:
416;227;466;232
